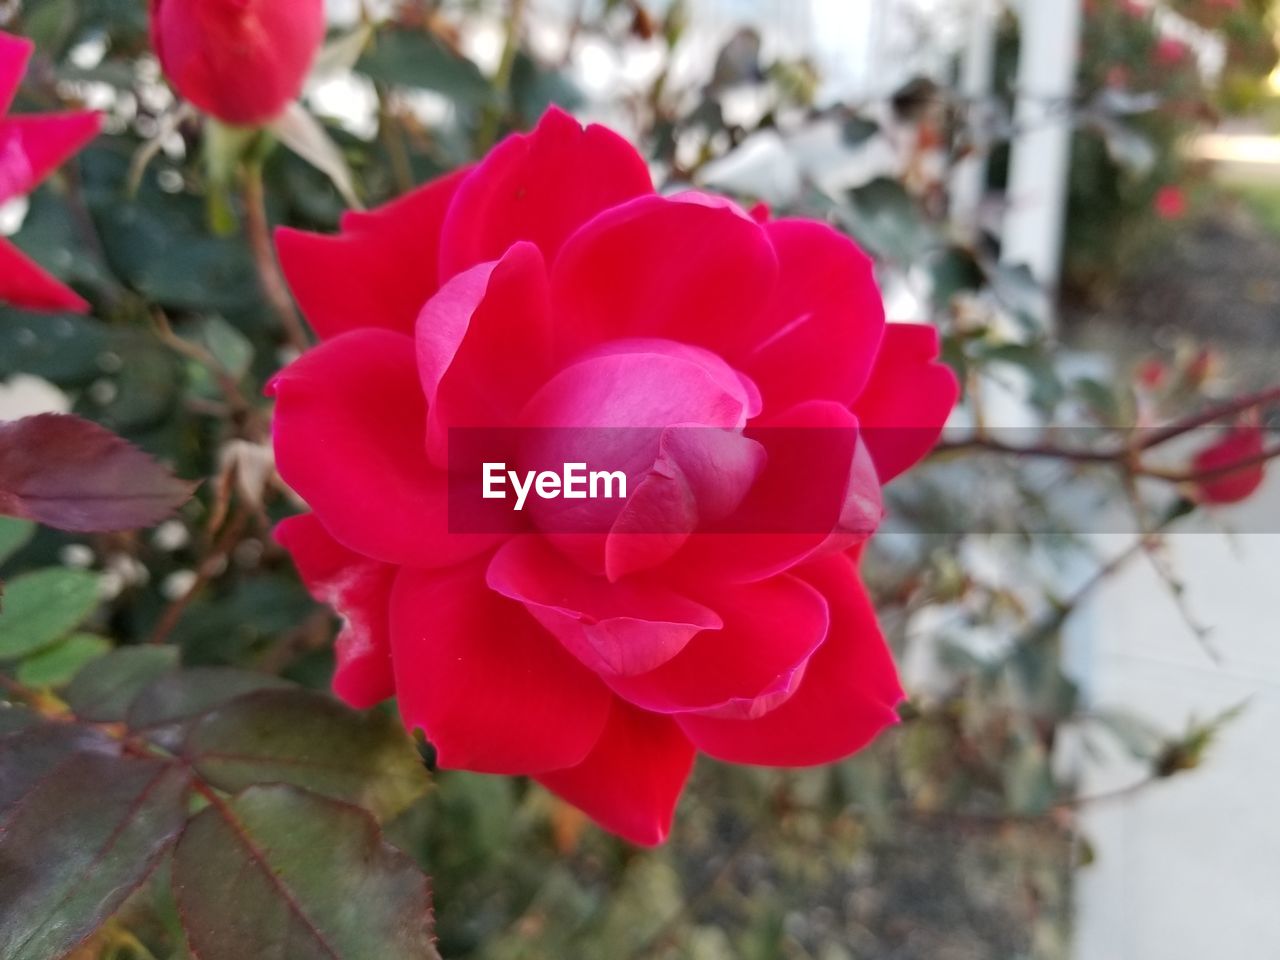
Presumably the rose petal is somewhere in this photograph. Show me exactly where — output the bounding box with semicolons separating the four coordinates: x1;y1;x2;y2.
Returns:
486;536;722;677
550;192;779;361
268;328;499;569
417;240;552;464
854;322;959;483
0;32;33;115
740;220;885;414
438;106;652;279
0;113;102;203
606;574;829;720
536;698;695;847
0;237;88;313
390;559;612;775
604;424;766;580
676;401;883;583
516;348;758;574
275;167;469;339
677;552;903;765
275;513;395;709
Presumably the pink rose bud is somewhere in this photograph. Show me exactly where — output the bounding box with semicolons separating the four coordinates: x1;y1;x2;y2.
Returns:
150;0;326;126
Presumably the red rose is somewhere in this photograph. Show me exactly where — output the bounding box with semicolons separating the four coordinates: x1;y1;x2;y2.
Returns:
1154;185;1188;221
0;32;100;313
1154;36;1191;68
271;109;958;845
149;0;325;126
1191;425;1266;505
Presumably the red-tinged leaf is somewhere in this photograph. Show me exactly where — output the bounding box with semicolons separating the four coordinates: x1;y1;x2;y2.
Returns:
0;722;115;818
173;784;438;960
0;753;192;960
0;414;195;532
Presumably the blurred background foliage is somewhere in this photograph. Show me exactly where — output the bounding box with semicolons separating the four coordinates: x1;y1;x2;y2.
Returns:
1;0;1278;958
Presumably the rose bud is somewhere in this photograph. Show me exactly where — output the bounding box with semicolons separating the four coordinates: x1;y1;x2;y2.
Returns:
1191;424;1266;505
149;0;326;127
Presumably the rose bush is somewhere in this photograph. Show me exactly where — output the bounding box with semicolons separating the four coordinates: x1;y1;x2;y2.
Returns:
0;31;99;312
150;0;325;126
271;108;958;844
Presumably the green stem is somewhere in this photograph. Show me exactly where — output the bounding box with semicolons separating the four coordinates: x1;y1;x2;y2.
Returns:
478;0;527;150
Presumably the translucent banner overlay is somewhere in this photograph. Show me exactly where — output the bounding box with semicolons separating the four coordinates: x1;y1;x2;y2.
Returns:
444;426;1280;535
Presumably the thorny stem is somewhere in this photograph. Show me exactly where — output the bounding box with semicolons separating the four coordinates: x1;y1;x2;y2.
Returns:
1134;384;1280;451
933;384;1280;489
241;161;309;354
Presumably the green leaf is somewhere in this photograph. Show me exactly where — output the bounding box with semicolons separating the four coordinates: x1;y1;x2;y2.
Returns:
511;52;583;125
185;315;253;379
184;689;430;822
929;246;985;310
14;633;111;688
839;178;934;263
0;753;191;960
0;517;34;567
65;645;180;722
841;115;881;147
357;28;492;108
0;568;99;659
0;309;109;385
173;785;438;960
127;666;293;750
270;103;362;210
1002;732;1055;816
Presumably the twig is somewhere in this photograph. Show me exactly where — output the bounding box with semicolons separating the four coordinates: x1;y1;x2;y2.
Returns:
1144;444;1280;485
375;83;415;195
241;161;310;353
1135;384;1280;451
478;0;527;150
151;308;253;418
148;504;250;646
934;435;1124;465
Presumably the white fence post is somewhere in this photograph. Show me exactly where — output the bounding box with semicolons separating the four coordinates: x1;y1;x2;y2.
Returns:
1001;0;1083;311
950;0;999;241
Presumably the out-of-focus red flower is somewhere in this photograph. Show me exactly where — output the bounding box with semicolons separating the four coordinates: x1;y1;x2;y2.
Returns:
1191;424;1266;504
269;108;959;846
0;32;101;313
1137;358;1168;391
1154;36;1191;67
1155;185;1188;221
149;0;326;126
